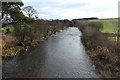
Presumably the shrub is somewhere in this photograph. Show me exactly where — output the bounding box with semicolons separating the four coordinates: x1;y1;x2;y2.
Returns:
1;25;14;33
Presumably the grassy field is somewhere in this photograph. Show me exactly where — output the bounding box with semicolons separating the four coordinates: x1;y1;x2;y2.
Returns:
100;22;118;33
90;18;118;34
88;18;119;42
108;36;120;42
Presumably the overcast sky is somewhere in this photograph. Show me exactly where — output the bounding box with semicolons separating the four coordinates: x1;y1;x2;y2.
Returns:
21;0;120;20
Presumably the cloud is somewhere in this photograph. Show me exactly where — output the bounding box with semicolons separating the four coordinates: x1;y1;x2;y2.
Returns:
22;0;120;19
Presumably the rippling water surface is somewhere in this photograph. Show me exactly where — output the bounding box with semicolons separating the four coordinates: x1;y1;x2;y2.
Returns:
3;27;100;78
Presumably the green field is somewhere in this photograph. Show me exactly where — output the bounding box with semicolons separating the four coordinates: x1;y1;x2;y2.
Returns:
108;36;120;42
90;18;119;34
100;22;118;33
89;18;120;42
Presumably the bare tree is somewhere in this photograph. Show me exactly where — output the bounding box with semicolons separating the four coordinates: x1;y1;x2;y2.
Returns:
22;6;38;19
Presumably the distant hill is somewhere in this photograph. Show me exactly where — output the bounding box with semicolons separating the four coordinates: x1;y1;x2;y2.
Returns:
73;17;98;20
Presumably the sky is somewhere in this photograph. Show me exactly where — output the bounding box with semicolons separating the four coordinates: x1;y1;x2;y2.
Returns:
21;0;120;20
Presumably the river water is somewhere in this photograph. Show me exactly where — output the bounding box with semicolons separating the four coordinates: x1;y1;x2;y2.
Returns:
2;27;100;78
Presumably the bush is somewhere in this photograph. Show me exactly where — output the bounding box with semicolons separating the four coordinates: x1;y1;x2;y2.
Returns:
1;25;14;33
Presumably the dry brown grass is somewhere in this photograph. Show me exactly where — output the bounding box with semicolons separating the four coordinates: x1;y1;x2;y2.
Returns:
78;21;120;78
81;35;120;78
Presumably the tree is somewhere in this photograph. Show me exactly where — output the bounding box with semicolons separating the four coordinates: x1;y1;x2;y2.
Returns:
2;2;24;22
22;6;38;19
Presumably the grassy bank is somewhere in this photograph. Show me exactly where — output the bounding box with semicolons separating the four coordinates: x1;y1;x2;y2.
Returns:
78;21;120;78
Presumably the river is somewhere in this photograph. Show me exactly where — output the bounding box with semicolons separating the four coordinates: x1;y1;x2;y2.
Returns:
2;27;100;78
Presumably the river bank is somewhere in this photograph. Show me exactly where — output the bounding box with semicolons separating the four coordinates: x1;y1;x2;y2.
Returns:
1;22;68;62
78;21;120;78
